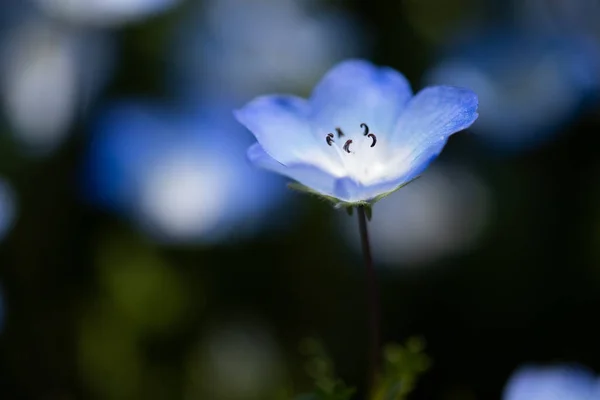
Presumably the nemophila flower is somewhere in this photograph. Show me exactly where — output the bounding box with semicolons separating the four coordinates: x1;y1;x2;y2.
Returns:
85;100;288;244
503;364;600;400
235;59;478;207
426;31;600;153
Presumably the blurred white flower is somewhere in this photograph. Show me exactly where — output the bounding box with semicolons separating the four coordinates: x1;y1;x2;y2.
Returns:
86;101;288;244
137;148;237;242
0;0;179;156
0;15;113;155
173;0;365;100
341;165;491;267
34;0;180;26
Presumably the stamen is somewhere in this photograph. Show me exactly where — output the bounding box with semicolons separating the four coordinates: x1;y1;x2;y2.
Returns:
360;123;369;136
368;133;377;148
335;127;345;138
326;133;335;146
343;139;353;153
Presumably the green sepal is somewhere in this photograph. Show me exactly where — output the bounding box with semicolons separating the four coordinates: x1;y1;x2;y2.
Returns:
345;207;354;216
287;182;340;206
364;204;373;221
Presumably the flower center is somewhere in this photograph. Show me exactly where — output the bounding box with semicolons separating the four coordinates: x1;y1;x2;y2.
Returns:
323;123;388;184
324;123;377;152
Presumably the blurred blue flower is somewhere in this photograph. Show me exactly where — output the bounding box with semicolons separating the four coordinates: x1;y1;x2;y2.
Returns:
426;31;600;153
235;59;478;205
503;364;600;400
0;179;17;243
85;100;287;244
172;0;365;102
515;0;600;40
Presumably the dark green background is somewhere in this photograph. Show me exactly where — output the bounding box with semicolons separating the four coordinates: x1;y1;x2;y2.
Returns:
1;0;600;399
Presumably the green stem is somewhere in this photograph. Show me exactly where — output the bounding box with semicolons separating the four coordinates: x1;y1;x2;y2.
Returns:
357;205;380;396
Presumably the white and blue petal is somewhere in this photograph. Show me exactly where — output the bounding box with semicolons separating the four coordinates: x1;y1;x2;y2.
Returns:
385;86;478;179
235;95;343;174
247;143;339;201
309;59;413;138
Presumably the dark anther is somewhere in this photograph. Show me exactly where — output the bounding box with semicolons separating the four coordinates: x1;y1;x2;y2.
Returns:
368;133;377;148
335;127;345;138
360;123;370;136
343;139;353;153
326;133;335;146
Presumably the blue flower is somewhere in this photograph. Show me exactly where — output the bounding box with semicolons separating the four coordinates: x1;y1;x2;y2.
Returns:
0;178;17;242
503;364;600;400
426;31;600;152
235;59;478;205
85;100;287;244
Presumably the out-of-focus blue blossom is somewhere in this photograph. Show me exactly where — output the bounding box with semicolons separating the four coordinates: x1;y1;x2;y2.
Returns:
339;165;491;267
34;0;181;26
0;179;17;243
503;364;600;400
515;0;600;40
236;59;478;205
426;31;600;153
172;0;365;102
85;100;287;244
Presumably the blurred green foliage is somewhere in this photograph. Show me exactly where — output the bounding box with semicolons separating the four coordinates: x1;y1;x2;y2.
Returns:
295;337;430;400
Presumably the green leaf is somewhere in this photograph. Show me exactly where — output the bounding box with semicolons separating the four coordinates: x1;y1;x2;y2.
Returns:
298;338;355;400
372;337;431;400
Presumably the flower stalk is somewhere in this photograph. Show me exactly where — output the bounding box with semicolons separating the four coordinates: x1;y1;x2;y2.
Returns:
357;205;380;396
